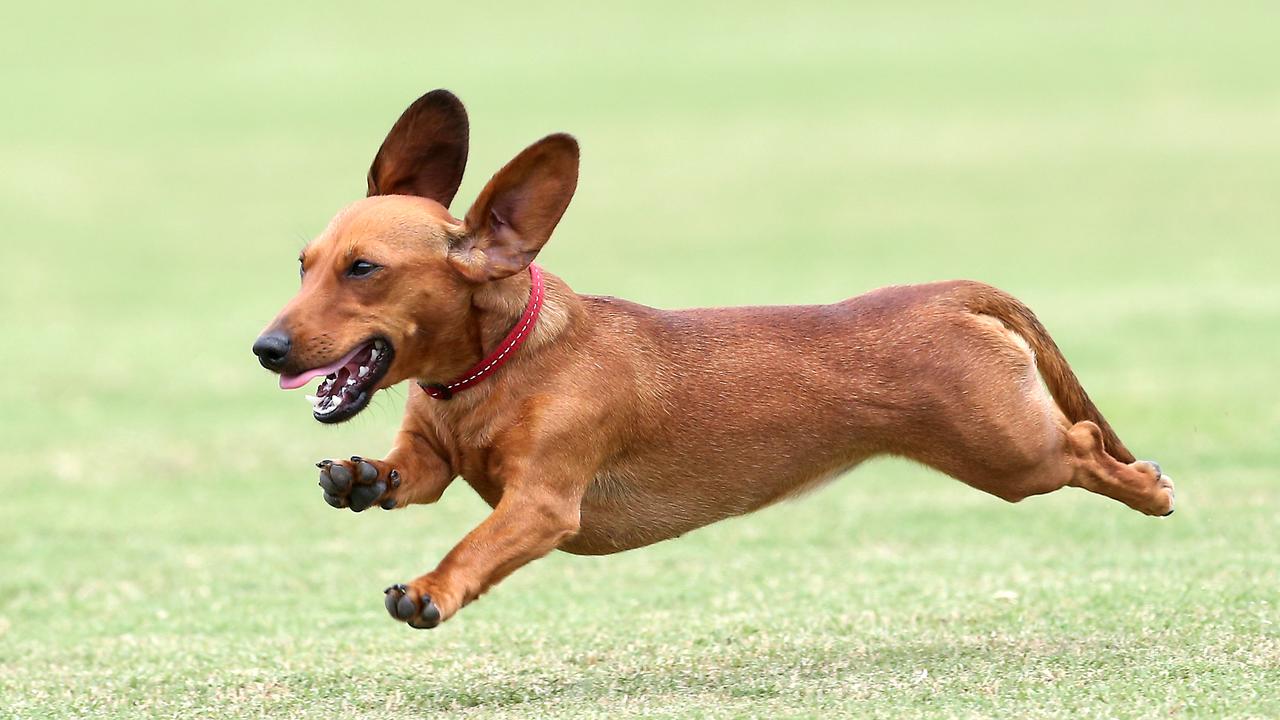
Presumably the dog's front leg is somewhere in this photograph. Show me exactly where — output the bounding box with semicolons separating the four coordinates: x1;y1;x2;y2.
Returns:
382;483;584;629
315;418;454;513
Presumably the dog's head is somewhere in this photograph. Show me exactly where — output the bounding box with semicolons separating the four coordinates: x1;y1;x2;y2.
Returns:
253;89;579;422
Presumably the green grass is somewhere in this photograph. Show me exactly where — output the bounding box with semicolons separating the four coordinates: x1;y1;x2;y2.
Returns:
2;1;1278;717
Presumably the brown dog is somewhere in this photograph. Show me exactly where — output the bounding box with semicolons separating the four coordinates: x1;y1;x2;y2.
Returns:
253;89;1174;630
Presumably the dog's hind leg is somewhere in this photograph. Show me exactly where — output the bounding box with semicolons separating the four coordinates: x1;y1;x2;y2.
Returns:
900;301;1174;516
1060;420;1175;516
921;420;1176;517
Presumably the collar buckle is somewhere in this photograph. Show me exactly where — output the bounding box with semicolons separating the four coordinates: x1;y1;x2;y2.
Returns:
419;382;453;400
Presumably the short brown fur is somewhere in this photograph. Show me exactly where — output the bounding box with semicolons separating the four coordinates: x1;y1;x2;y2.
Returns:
256;90;1174;629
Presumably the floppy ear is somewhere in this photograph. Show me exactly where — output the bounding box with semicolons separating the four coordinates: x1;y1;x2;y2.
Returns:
367;89;469;207
450;133;579;282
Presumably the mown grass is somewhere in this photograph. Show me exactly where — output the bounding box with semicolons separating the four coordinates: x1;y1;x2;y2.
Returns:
2;1;1277;717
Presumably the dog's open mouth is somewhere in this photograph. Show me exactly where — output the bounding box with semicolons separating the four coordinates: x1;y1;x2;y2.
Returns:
278;338;394;423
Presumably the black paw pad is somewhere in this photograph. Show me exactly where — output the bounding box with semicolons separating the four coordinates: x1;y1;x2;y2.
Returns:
407;601;442;629
383;584;441;629
348;481;386;512
384;584;408;616
324;464;353;493
317;459;397;512
395;594;417;620
355;460;379;484
318;465;351;494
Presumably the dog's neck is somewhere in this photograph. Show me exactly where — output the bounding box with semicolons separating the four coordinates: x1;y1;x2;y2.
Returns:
473;265;574;349
416;266;578;401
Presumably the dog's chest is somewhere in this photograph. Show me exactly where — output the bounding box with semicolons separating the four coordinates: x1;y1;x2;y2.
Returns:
450;450;505;509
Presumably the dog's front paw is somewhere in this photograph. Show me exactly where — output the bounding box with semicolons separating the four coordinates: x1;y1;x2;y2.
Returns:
316;456;401;512
383;583;443;629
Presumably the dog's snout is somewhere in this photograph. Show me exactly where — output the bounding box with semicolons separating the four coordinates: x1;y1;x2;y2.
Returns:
252;330;292;370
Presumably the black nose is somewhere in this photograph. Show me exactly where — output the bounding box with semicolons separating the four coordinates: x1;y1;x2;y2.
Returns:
252;330;291;370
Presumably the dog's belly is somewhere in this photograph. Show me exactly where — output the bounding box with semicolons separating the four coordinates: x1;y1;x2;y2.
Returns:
560;448;870;556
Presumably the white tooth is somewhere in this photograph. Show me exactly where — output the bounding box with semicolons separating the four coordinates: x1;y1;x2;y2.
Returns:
326;373;337;381
358;366;369;378
370;349;380;362
346;378;356;386
305;394;320;407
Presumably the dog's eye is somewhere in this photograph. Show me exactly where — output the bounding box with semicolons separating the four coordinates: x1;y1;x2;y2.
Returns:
347;260;381;278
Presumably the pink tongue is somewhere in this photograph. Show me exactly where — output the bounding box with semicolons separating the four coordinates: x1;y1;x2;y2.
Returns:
278;345;364;390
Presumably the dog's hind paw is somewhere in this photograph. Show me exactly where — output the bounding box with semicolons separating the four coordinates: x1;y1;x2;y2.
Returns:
317;456;401;512
1156;473;1176;517
383;584;442;629
1140;460;1176;517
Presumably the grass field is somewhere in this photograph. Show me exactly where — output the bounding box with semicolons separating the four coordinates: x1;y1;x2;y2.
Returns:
3;1;1279;717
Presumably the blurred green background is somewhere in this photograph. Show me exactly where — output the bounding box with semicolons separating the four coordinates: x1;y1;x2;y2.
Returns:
2;2;1277;717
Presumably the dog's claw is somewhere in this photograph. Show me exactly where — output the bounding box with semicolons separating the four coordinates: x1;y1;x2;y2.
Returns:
384;586;403;615
384;584;411;619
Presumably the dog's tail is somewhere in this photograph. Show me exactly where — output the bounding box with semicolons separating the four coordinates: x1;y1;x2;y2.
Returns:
958;283;1136;464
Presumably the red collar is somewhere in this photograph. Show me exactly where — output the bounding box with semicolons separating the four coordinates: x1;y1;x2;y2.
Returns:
420;264;546;400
